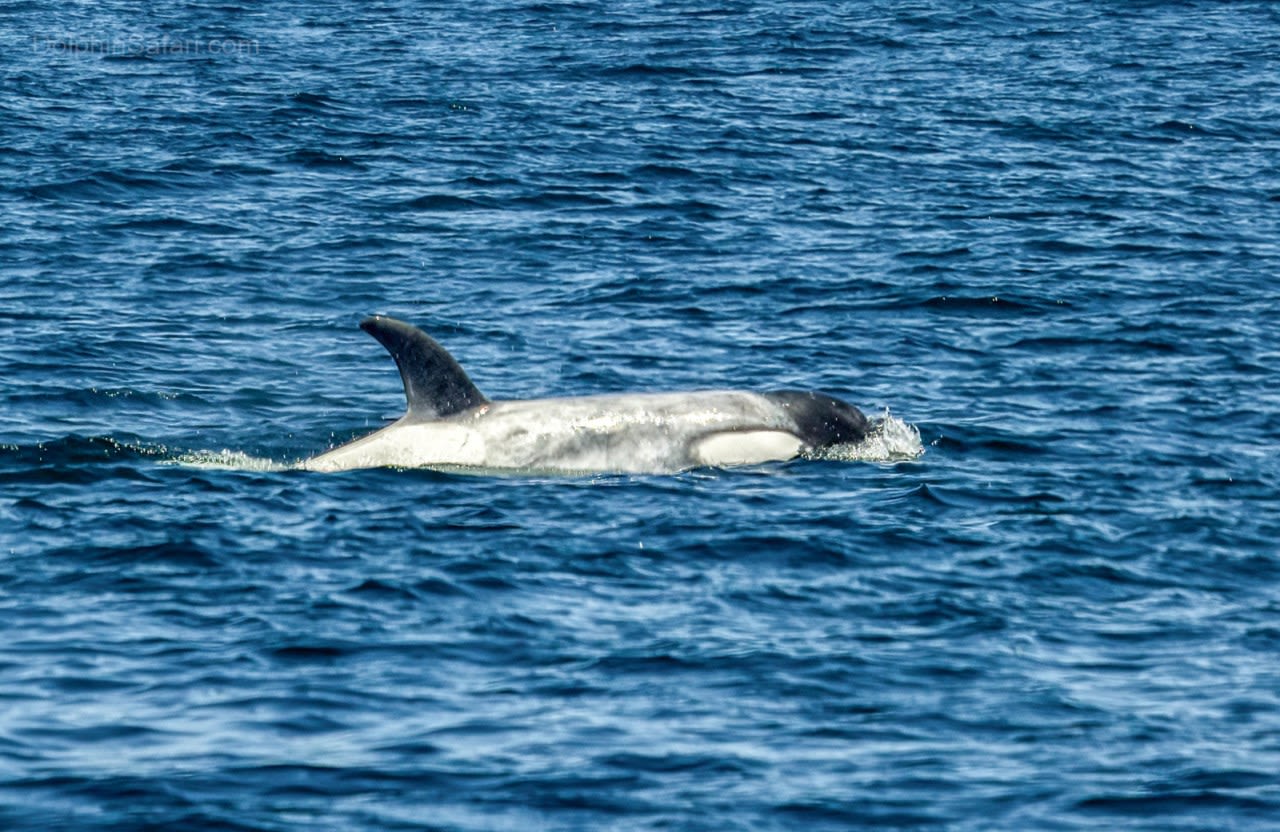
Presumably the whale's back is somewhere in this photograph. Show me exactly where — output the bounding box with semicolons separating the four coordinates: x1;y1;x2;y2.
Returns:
464;391;801;473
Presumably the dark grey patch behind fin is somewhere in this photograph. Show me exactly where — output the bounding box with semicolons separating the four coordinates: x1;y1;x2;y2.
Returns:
359;315;488;420
764;390;871;448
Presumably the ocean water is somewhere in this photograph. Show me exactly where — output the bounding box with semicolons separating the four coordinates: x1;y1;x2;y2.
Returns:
3;1;1280;829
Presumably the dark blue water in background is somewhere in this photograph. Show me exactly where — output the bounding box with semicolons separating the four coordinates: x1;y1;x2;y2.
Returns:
3;2;1280;829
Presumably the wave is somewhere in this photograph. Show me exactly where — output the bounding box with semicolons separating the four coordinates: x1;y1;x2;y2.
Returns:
0;434;161;466
0;436;287;476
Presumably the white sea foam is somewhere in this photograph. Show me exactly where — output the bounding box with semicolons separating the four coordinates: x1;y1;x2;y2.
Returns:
166;449;289;472
813;409;924;463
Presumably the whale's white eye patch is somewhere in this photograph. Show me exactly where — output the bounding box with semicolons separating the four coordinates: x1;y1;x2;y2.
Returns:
691;430;803;467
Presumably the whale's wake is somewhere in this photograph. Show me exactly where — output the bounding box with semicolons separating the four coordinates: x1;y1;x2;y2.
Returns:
166;449;288;472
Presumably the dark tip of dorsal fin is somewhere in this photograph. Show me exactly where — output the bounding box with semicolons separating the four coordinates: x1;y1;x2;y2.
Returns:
359;315;488;420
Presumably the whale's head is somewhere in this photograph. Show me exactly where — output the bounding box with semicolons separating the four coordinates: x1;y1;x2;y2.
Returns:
763;390;873;449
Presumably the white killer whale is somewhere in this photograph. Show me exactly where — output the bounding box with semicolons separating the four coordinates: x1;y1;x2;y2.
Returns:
301;316;878;474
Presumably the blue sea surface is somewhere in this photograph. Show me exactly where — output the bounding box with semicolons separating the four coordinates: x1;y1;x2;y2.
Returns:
3;1;1280;829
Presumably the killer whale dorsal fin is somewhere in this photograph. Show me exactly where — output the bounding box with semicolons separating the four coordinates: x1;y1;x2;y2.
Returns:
359;315;488;419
